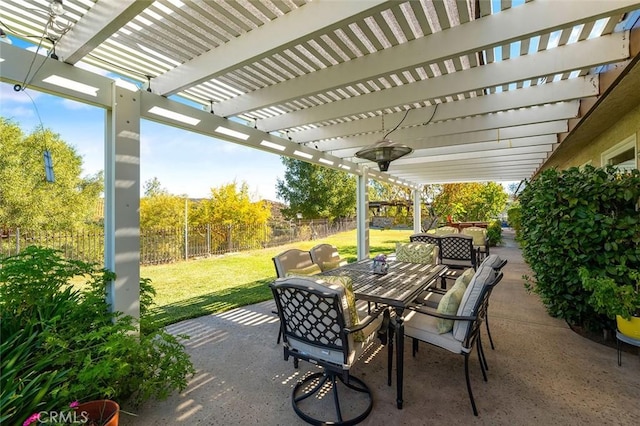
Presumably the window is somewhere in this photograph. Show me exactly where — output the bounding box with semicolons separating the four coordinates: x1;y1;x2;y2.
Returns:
601;135;637;171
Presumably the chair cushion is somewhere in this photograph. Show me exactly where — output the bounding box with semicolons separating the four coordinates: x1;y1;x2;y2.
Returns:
481;254;505;270
285;263;322;277
436;279;467;333
404;311;466;354
462;227;486;246
320;275;364;342
452;266;496;341
434;226;459;235
320;259;346;272
395;242;437;264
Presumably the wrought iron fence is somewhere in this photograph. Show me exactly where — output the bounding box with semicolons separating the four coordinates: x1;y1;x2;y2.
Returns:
0;219;357;265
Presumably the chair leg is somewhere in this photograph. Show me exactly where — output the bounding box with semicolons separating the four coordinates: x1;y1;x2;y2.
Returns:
387;336;393;387
412;338;419;357
292;371;373;426
477;338;488;381
464;354;479;416
485;312;495;350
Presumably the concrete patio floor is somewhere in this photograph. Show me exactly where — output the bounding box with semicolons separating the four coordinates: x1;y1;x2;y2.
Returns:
121;230;640;425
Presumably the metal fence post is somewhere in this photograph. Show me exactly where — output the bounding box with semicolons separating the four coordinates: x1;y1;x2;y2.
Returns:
16;227;20;254
206;223;211;256
184;199;188;261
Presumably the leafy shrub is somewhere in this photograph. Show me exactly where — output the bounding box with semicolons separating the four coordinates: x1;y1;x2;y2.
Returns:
486;220;503;247
519;165;640;330
0;246;195;425
507;204;522;236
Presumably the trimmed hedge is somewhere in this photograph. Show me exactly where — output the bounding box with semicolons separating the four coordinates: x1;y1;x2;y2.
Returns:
518;165;640;330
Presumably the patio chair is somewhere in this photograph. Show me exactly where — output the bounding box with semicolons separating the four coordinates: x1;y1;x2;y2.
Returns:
417;255;508;351
270;276;388;425
271;249;320;343
403;266;503;416
477;255;508;350
440;234;477;269
272;248;318;278
462;226;490;261
409;232;441;248
309;243;347;272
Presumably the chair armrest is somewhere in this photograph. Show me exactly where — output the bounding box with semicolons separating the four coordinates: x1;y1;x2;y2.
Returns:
407;303;477;322
345;306;387;334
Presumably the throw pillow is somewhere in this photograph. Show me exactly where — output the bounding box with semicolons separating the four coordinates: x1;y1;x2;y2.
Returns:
285;263;322;277
395;242;437;264
436;280;466;334
458;268;476;287
320;275;365;342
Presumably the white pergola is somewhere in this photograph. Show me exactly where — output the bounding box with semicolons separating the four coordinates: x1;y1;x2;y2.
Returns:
1;0;639;318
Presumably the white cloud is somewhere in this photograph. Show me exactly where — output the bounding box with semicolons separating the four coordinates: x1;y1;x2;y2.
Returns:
0;83;41;103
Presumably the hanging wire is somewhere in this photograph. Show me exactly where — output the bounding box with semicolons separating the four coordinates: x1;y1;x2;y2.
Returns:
383;108;412;139
14;25;50;92
22;90;55;182
422;103;439;126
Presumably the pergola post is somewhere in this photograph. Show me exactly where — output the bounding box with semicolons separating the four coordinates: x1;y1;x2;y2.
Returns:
104;84;141;320
413;189;421;234
356;169;369;260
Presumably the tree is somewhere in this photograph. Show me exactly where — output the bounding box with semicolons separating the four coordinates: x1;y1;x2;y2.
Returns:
276;158;356;220
431;182;508;222
192;181;270;227
140;195;187;229
143;177;168;197
0;118;103;230
369;180;411;202
140;178;187;229
192;181;271;251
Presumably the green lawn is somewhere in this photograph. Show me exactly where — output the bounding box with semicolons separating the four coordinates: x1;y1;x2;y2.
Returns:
143;228;413;328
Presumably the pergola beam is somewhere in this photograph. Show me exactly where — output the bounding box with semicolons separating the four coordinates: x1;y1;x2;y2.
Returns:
257;33;627;131
56;1;152;64
293;77;595;143
214;0;636;118
319;102;577;153
153;0;392;95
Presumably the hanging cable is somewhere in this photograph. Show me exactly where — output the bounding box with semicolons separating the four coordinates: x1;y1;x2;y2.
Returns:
14;25;49;92
22;90;55;182
383;108;412;139
422;103;439;126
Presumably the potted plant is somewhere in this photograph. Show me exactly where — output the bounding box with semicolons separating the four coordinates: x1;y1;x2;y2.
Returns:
580;266;640;339
74;400;120;426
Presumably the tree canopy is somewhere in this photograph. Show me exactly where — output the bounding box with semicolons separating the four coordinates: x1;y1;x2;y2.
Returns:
431;182;508;222
276;158;356;220
0;118;103;230
192;181;270;227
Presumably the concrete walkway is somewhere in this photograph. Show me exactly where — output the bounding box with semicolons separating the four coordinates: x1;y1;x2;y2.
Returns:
122;230;640;425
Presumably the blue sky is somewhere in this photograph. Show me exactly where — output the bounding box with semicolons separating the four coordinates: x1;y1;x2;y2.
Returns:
0;81;286;201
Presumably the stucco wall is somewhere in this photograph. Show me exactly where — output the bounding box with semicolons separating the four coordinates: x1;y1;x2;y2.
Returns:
546;103;640;170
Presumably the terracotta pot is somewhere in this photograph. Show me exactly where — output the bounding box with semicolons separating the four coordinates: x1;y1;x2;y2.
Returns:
616;315;640;340
74;400;119;426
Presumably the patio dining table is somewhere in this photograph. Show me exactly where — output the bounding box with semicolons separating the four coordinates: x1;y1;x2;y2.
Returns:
320;259;447;409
